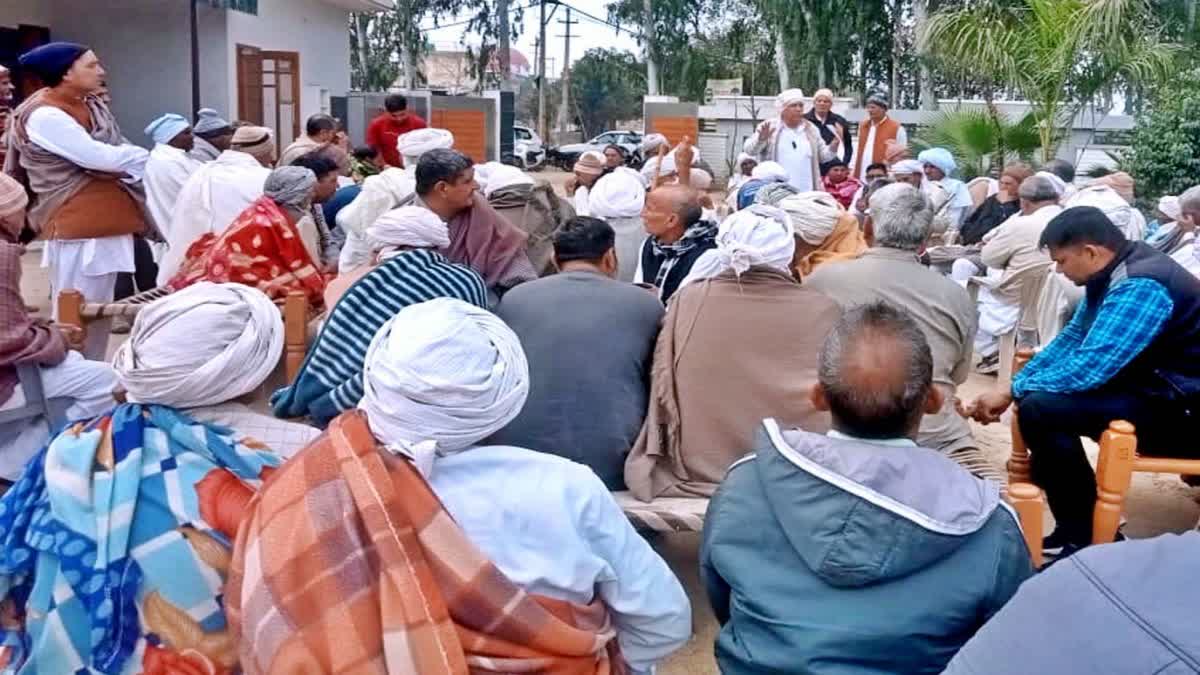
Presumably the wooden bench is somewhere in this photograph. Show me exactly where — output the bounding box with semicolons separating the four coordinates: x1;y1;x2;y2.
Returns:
56;287;311;384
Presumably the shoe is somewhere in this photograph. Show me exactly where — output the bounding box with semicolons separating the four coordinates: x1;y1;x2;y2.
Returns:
976;353;1000;375
1041;528;1075;557
1041;542;1086;567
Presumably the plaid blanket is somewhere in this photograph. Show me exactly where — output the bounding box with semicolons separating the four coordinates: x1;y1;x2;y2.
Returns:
228;410;625;675
0;404;279;674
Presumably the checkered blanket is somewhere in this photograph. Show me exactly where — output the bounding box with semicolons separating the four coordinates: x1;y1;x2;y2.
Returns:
228;410;626;675
0;404;279;674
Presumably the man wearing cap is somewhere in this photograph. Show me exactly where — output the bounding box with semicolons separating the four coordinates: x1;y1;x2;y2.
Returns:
854;93;908;181
919;147;974;230
143;114;201;252
744;89;839;192
5;42;151;359
566;150;608;216
191;108;234;163
805;88;853;174
157;125;274;283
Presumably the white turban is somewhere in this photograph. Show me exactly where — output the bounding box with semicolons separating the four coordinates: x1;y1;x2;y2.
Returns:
359;298;529;477
680;204;795;287
891;159;924;175
397;128;454;162
1064;185;1146;240
477;163;535;198
367;205;450;254
751;161;789;182
778;191;844;245
917;147;957;176
641;133;668;154
1158;195;1181;222
589;168;646;219
1034;171;1068;198
776;89;807;110
113;283;283;409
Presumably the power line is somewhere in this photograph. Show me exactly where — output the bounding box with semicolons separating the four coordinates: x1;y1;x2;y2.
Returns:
418;2;537;32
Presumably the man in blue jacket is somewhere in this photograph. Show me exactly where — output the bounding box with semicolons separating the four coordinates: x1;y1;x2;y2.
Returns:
701;301;1033;675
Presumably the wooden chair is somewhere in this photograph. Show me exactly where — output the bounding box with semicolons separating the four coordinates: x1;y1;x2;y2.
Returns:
56;288;310;384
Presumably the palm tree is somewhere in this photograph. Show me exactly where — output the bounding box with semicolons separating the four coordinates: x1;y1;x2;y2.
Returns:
920;0;1178;163
914;108;1041;179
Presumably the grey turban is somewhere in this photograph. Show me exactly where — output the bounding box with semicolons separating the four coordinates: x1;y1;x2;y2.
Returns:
264;166;317;211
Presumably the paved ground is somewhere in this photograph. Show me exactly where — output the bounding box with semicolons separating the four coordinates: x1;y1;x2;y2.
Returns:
20;172;1200;673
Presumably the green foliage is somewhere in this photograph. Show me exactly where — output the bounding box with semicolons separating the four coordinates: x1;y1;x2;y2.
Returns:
914;108;1040;179
570;49;645;135
1120;70;1200;204
923;0;1180;162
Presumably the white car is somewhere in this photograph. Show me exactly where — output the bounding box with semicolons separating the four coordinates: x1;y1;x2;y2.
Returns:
513;125;546;171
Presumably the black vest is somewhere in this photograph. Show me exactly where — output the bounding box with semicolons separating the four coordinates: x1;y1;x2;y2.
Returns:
1081;241;1200;402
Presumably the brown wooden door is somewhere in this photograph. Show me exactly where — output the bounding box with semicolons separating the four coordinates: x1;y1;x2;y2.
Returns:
236;45;301;155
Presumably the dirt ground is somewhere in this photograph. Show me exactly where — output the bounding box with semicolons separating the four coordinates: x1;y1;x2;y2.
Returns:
21;171;1200;674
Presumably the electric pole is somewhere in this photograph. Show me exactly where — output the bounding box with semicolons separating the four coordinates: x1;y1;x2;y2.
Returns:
538;0;548;140
557;8;577;140
497;0;512;91
644;0;659;95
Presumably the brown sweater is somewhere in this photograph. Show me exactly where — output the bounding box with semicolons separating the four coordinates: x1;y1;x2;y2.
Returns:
0;241;67;404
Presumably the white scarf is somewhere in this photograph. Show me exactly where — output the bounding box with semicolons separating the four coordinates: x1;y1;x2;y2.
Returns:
359;298;529;477
143;144;201;240
113;282;283;409
368;205;449;256
778;191;843;245
679;204;795;288
588;168;646;219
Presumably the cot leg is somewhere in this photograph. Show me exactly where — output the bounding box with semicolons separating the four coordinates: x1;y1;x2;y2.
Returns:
1007;349;1035;485
1093;420;1137;545
56;289;86;344
284;291;307;385
1007;482;1044;568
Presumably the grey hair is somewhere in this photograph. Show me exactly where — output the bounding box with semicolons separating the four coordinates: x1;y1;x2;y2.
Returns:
868;182;932;251
818;301;933;439
415;148;474;196
1018;175;1060;203
263;166;317;210
1180;184;1200;215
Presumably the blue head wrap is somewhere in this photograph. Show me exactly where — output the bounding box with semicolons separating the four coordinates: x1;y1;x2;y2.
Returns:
918;148;957;176
144;114;190;146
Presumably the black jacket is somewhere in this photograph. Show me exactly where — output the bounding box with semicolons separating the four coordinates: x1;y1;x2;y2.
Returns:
804;109;852;174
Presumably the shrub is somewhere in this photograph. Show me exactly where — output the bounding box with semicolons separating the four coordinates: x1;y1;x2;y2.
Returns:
1121;72;1200;206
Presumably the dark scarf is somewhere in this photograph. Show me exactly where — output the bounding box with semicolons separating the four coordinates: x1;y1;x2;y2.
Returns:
649;220;719;289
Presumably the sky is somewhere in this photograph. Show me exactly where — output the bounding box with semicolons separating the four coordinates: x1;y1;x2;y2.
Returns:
423;0;642;72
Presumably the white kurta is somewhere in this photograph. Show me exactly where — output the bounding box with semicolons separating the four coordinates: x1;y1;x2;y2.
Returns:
144;143;201;242
26;107;146;350
856;118;908;180
158;149;270;284
777;125;816;192
430;445;692;675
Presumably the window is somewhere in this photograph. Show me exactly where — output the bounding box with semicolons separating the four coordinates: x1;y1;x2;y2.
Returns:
515;127;532;141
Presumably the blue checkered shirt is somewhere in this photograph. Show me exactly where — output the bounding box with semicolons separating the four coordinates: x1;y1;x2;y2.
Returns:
1012;277;1174;399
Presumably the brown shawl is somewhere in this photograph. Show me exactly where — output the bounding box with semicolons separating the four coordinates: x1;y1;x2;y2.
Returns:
4;89;150;240
793;211;867;278
0;242;67;403
229;411;625;675
489;182;575;277
623;268;842;500
443;196;537;291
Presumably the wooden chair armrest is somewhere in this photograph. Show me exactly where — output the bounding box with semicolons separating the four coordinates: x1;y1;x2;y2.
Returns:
1006;482;1044;568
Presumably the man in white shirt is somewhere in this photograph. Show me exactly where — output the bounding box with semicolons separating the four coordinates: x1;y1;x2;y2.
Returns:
142;113;201;254
6;43;150;358
853;93;908;181
744;89;839;192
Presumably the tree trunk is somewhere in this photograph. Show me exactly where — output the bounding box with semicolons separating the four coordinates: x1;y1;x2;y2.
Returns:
399;0;419;89
890;0;901;105
913;0;935;110
774;25;791;91
353;13;371;90
497;0;512;91
644;0;660;95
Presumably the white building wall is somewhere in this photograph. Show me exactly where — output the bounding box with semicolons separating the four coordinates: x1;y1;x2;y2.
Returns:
224;0;352;124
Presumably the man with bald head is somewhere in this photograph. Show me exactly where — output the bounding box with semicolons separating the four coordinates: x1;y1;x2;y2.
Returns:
634;184;717;303
701;301;1032;675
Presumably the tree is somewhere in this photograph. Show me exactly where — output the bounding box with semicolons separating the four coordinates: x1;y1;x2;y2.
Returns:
1120;70;1200;205
570;48;645;135
922;0;1179;162
913;108;1041;179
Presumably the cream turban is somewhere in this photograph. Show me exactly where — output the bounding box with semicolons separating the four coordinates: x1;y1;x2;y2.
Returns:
813;88;834;101
397;128;454;162
776;89;807;109
891;159;924;175
658;153;712;189
1091;171;1135;203
681;205;795;287
1034;171;1067;198
778;191;843;245
359;298;529;477
589;168;646;219
641;133;668;154
231;126;275;165
1064;185;1145;240
113;283;283;409
367;205;449;253
477;162;535;198
1158;195;1182;222
751;161;789;182
0;172;29;222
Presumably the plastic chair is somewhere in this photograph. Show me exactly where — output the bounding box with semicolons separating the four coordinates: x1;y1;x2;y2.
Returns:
968;261;1054;381
56;287;310;384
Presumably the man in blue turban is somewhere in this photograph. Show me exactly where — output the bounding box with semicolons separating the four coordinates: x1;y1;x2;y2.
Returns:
918;147;975;231
143;114;201;264
5;42;151;358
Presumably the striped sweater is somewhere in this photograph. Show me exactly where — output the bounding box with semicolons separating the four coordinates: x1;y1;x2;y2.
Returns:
271;249;488;425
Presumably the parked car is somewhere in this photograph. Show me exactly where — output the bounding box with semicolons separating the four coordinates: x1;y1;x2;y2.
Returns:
513;124;546;171
549;130;644;171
